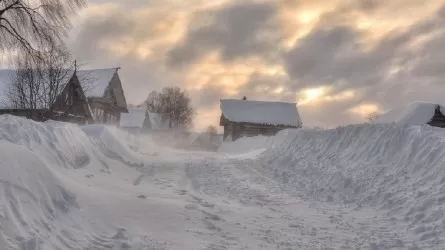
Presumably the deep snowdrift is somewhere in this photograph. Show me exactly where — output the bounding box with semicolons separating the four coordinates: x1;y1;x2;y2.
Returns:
376;101;445;125
0;142;80;249
0;115;159;249
223;124;445;247
4;113;445;249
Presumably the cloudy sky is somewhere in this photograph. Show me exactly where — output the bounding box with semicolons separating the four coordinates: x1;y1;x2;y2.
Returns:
68;0;445;131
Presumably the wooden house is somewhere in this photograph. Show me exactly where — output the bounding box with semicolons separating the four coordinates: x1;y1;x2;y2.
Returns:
119;108;171;134
0;67;129;125
0;69;93;124
77;68;128;125
219;98;302;141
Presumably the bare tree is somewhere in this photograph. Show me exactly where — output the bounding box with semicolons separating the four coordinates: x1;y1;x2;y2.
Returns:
144;87;195;130
6;47;76;115
366;111;380;123
0;0;86;61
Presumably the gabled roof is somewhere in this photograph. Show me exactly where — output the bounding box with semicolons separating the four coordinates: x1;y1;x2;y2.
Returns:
220;99;302;127
0;68;126;110
120;108;170;130
0;69;74;108
77;68;118;98
376;102;445;125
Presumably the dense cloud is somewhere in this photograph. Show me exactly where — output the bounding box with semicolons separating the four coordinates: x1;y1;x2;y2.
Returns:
66;0;445;130
283;4;445;119
167;1;280;68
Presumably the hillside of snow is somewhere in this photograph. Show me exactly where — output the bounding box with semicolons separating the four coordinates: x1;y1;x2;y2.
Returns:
1;115;445;249
376;101;445;125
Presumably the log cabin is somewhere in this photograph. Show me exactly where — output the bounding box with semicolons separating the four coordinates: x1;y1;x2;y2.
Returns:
0;67;129;125
77;68;128;125
0;69;93;124
219;98;302;141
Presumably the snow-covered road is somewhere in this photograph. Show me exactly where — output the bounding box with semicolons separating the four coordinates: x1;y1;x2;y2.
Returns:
59;148;410;249
1;116;444;249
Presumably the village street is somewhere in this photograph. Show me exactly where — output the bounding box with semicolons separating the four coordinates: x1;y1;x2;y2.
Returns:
54;140;410;250
0;117;441;250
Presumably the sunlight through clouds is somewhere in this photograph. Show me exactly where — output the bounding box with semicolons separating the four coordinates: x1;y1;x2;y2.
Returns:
298;87;326;105
70;0;445;129
349;103;382;118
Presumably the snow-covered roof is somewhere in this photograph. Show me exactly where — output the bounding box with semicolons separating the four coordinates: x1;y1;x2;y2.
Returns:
77;68;118;98
120;108;170;130
0;68;120;108
0;69;74;108
220;99;302;127
375;102;445;125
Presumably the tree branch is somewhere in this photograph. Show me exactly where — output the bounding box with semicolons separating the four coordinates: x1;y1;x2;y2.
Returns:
0;0;20;16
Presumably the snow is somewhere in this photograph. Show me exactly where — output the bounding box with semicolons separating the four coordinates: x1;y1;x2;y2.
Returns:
218;134;273;154
119;108;170;130
220;99;302;127
376;101;445;125
77;68;117;98
2;114;445;249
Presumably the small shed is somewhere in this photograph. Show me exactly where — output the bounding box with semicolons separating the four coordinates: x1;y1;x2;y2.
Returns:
219;98;302;141
375;102;445;128
119;108;170;134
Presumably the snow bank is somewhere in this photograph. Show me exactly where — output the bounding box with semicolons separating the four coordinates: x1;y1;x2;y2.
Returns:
0;141;84;249
376;101;445;125
0;115;149;170
0;115;157;248
82;124;145;166
243;124;445;247
0;115;97;169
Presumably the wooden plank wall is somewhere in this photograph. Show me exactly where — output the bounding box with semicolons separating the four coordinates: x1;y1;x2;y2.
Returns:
223;122;295;141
